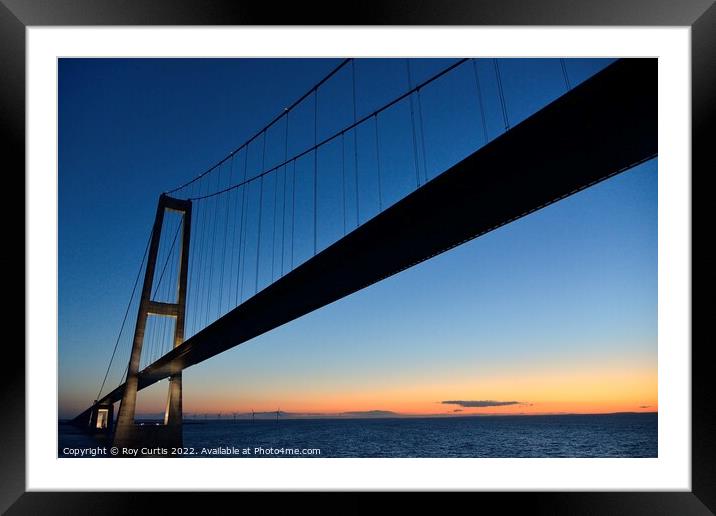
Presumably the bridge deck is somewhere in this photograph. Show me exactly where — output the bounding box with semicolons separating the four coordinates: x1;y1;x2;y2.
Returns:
74;58;656;424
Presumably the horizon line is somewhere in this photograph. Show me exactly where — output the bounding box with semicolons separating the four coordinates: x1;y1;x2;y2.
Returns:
58;410;658;422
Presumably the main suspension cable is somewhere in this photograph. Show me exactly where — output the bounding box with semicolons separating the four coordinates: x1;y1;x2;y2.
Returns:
165;59;352;196
187;59;470;203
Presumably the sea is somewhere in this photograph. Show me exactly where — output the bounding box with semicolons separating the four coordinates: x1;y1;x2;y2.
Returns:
59;412;656;458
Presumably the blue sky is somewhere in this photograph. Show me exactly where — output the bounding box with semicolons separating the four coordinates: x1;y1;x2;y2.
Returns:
58;58;656;418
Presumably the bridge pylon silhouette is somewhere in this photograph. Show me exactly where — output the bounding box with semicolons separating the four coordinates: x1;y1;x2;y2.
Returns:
110;194;192;451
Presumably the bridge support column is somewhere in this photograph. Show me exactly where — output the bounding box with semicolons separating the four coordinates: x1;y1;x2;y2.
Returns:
113;194;191;452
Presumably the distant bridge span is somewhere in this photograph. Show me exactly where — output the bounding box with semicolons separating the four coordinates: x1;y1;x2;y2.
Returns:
75;58;656;426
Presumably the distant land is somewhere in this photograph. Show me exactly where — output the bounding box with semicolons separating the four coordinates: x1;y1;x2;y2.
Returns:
59;410;657;423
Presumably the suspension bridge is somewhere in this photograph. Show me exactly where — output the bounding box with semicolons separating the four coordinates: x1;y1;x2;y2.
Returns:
72;57;657;449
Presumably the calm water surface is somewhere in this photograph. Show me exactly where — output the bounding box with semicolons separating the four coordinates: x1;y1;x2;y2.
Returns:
59;412;656;457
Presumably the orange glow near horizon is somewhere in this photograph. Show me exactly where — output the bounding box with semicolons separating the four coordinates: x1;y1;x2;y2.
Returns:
166;359;657;417
82;335;658;419
60;355;657;418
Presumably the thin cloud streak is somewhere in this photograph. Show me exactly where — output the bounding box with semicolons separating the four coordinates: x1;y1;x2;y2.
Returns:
441;400;522;408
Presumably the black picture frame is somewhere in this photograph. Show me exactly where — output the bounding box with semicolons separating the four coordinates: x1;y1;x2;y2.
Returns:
4;0;713;512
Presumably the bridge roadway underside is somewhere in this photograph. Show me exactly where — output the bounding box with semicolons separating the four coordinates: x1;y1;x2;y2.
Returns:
75;58;656;423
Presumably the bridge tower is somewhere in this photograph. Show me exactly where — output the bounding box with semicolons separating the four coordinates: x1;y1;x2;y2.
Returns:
113;194;192;451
